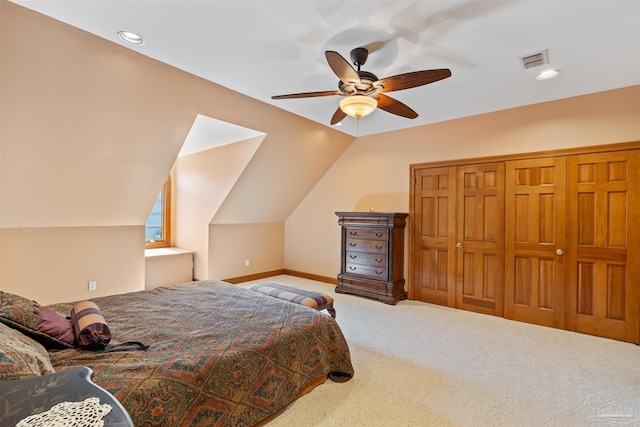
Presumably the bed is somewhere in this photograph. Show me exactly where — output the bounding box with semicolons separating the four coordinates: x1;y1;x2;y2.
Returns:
0;280;354;426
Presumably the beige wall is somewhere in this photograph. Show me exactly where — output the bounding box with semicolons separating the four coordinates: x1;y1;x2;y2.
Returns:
284;86;640;283
0;1;353;303
173;137;263;279
0;226;144;305
145;248;194;289
1;3;193;229
209;223;284;281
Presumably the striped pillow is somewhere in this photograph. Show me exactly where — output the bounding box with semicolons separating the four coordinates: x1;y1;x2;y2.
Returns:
70;301;111;350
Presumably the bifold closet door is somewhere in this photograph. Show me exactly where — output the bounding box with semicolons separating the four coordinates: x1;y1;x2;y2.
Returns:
410;163;505;316
410;166;457;306
455;163;505;316
411;143;639;343
504;157;567;328
565;150;640;343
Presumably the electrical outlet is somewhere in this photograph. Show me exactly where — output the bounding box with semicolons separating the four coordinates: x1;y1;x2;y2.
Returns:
88;280;97;291
245;259;250;267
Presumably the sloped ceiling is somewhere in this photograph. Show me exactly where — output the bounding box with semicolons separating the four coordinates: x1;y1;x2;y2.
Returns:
178;114;265;158
1;1;354;228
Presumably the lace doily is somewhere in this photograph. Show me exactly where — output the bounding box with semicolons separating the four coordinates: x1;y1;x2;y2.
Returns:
17;397;112;427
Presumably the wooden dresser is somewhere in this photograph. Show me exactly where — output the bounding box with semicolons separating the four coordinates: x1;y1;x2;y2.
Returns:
335;212;408;305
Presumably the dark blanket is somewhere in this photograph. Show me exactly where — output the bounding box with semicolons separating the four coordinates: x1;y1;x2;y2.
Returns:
48;280;354;426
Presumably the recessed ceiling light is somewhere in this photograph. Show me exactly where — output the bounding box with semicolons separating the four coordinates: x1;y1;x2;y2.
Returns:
118;31;145;45
537;69;560;80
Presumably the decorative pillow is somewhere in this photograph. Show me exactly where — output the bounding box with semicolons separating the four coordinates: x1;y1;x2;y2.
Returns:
70;301;111;350
0;291;74;348
37;306;76;346
0;322;55;381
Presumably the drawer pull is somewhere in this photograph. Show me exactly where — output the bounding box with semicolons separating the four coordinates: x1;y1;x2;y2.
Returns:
349;266;357;271
375;245;383;250
349;231;357;236
375;270;383;275
376;232;383;237
349;243;357;247
349;255;357;259
375;258;383;263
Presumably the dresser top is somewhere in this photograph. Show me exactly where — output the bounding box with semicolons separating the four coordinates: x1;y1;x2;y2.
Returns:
336;212;408;227
335;212;408;218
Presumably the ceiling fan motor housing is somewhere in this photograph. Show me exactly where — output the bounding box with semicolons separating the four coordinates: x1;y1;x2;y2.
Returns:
338;70;379;95
350;47;369;67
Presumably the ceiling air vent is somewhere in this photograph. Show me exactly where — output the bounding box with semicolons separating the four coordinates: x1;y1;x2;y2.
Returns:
519;49;549;70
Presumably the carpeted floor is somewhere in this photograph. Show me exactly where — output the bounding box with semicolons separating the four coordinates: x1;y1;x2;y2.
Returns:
238;275;640;427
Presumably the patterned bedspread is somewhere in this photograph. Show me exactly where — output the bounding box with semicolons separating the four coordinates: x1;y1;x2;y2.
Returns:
47;280;354;426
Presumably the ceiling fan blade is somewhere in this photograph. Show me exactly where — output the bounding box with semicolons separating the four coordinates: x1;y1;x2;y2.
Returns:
330;107;347;125
325;51;361;85
377;69;451;93
374;93;418;119
271;90;340;100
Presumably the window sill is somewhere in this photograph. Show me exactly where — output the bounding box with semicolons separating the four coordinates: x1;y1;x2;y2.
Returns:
145;247;194;258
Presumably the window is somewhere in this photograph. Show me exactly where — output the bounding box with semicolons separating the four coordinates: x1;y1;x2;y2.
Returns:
145;178;171;248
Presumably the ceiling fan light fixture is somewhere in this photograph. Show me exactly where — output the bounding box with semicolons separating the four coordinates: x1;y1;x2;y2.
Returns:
339;95;377;119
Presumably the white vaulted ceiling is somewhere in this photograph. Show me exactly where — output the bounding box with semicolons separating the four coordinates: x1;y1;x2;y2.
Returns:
11;0;640;137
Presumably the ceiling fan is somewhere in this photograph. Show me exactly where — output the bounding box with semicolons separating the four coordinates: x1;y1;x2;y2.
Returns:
272;47;452;125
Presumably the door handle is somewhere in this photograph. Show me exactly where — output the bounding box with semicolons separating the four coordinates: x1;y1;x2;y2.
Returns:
556;248;564;256
456;242;462;249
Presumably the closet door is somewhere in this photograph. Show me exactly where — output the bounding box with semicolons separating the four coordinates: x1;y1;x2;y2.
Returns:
455;163;505;316
410;166;456;306
504;157;566;328
565;150;640;343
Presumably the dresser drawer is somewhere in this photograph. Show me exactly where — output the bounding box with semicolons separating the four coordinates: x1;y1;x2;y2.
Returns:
345;238;387;253
345;228;388;241
338;276;387;292
345;263;388;280
346;251;387;268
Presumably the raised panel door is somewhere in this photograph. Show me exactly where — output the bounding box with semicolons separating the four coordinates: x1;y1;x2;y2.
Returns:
455;163;505;316
565;151;640;343
504;157;566;328
410;166;456;306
